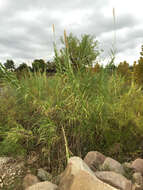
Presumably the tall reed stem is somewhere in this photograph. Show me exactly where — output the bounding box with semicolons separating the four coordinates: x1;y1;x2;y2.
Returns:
62;126;70;162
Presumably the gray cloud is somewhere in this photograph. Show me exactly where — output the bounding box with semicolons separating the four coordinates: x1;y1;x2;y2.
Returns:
0;0;142;65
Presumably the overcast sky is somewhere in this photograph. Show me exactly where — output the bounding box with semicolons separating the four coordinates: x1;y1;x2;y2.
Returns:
0;0;142;66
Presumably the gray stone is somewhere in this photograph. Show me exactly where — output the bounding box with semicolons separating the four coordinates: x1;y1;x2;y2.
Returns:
37;168;52;181
132;172;143;186
131;159;143;174
23;174;40;189
122;162;132;169
95;171;132;190
84;151;106;172
102;157;125;175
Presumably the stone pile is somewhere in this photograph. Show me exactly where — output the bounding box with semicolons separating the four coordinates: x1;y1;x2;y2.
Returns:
22;151;143;190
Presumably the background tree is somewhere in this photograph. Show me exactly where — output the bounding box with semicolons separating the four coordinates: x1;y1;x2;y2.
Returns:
4;60;15;71
133;46;143;86
0;62;3;82
46;61;56;75
56;33;100;71
15;63;30;72
15;63;31;79
91;62;101;73
32;59;47;72
140;45;143;57
105;62;116;74
117;61;131;80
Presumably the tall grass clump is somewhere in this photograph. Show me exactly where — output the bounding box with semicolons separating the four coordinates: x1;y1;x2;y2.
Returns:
0;30;143;174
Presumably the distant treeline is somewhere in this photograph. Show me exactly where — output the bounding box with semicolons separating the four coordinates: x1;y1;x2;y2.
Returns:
1;32;143;86
1;59;57;75
1;50;143;86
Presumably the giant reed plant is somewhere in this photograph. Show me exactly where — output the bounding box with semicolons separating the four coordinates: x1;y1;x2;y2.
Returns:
1;27;143;174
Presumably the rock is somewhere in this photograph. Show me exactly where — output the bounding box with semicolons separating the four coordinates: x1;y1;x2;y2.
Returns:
132;183;142;190
101;157;125;175
95;171;132;190
58;156;118;190
0;157;13;166
0;157;25;188
122;162;134;179
132;172;143;186
23;174;40;189
123;162;132;169
26;181;57;190
37;168;52;181
84;151;106;171
52;174;62;185
131;159;143;174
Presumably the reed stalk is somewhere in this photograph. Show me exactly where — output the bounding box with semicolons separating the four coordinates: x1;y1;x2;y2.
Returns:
62;126;70;162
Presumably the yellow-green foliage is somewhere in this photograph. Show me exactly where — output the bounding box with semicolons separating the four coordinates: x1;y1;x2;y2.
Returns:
133;58;143;86
88;63;101;73
117;61;131;79
0;68;143;169
116;45;143;88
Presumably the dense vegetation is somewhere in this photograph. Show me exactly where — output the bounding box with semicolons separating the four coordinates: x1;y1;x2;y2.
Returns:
0;33;143;174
